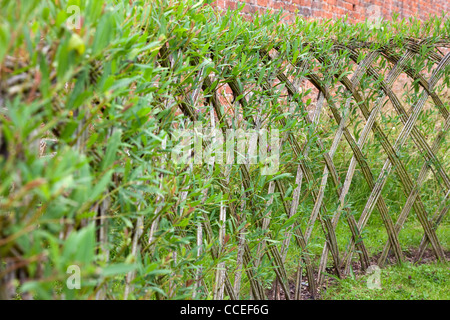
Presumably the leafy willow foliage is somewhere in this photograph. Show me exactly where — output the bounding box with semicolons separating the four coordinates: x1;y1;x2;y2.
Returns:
0;0;448;299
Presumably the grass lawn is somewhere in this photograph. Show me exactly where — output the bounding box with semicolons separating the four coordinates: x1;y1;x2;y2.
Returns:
321;261;450;300
312;219;450;300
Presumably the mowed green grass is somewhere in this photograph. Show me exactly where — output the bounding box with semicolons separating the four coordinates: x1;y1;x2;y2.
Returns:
288;186;450;299
320;262;450;300
280;219;449;299
317;220;450;300
280;132;450;299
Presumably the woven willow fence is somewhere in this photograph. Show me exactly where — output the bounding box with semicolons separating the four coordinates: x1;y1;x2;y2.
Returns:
157;40;450;299
0;1;449;300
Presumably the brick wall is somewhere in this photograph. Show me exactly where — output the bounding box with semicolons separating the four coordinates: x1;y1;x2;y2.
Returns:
209;0;449;123
213;0;449;23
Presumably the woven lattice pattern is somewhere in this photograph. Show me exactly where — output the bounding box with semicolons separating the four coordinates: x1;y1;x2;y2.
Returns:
159;39;450;298
1;1;449;300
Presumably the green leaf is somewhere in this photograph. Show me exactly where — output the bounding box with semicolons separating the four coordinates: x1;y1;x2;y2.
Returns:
101;130;122;171
268;173;292;182
102;263;137;277
68;33;85;55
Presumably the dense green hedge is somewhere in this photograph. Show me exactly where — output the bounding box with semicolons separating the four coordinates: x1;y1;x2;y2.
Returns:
0;0;449;300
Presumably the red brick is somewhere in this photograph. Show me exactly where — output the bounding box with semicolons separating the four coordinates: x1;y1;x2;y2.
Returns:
257;0;268;7
224;1;237;10
214;0;446;23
